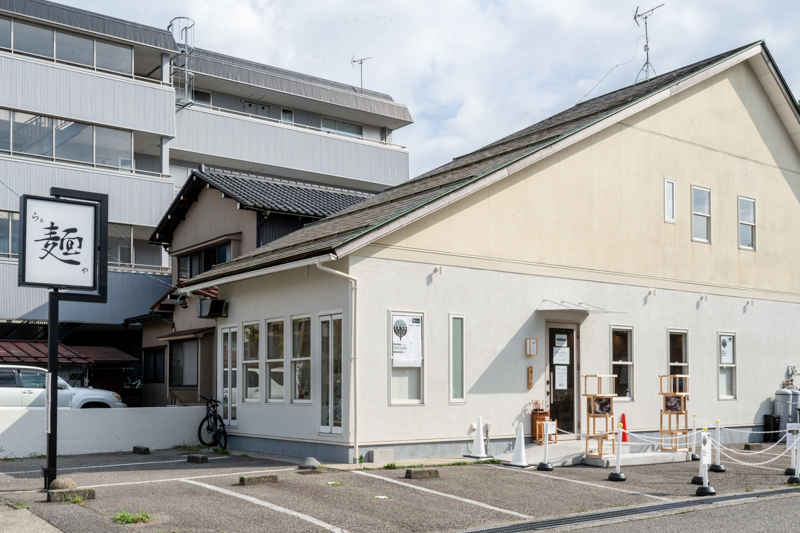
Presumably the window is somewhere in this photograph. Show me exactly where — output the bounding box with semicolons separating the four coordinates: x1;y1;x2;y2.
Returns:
391;312;424;404
13;112;53;157
13;21;54;58
95;126;132;171
169;340;198;387
0;211;19;258
668;331;688;392
664;179;675;223
178;242;231;279
55;120;93;164
291;316;311;402
107;224;161;269
319;314;343;433
108;224;132;265
0;17;10;49
719;333;736;399
220;327;237;425
266;319;285;402
95;40;132;75
451;316;465;402
143;348;165;383
738;196;756;250
611;328;633;398
0;109;9;152
281;109;294;123
56;31;94;67
322;117;363;138
243;323;260;401
0;368;15;387
691;185;711;243
193;90;212;106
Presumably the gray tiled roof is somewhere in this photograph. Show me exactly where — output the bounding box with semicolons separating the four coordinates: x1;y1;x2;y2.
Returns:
185;41;771;286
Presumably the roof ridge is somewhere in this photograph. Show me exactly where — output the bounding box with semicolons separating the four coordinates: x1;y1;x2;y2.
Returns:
201;167;373;197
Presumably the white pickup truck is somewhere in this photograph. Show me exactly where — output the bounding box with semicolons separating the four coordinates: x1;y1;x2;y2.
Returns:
0;365;127;409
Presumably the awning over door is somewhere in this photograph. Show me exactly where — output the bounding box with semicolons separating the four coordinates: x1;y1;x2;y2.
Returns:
535;300;623;315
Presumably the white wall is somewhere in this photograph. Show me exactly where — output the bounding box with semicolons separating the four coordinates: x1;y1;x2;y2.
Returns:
0;407;203;457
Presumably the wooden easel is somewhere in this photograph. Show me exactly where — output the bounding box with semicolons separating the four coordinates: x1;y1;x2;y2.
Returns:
659;375;690;451
582;375;617;458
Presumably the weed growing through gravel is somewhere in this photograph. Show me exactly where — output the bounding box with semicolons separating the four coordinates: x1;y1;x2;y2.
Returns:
212;447;230;455
27;453;46;459
13;501;30;509
239;453;249;457
61;494;85;505
113;510;151;524
383;462;398;469
0;446;16;462
745;488;754;492
577;508;588;513
327;480;345;486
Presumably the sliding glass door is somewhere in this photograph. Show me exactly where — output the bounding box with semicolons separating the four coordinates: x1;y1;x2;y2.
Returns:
319;315;343;434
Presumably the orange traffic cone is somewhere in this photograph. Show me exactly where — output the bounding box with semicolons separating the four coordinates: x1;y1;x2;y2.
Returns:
620;413;628;443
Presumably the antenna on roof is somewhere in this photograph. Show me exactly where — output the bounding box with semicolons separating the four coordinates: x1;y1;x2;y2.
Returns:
633;4;664;84
351;56;372;93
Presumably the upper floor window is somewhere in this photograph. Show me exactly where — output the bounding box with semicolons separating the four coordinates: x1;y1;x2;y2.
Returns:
738;196;756;250
664;178;675;223
177;242;231;280
14;20;53;58
322;117;363;138
281;109;294;123
0;17;10;49
108;223;162;270
691;185;711;243
0;210;19;259
193;89;212;106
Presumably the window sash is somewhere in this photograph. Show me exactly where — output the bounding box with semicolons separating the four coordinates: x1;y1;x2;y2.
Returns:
664;179;675;222
738;197;756;249
291;316;311;402
451;316;465;402
611;327;633;399
691;186;711;242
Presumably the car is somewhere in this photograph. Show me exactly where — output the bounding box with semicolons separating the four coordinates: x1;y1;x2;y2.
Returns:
0;365;127;409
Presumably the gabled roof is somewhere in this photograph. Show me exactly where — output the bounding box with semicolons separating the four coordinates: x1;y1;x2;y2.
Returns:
184;41;800;289
151;166;374;244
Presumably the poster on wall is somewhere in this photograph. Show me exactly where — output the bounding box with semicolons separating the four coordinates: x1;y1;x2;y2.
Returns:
553;346;570;365
555;334;568;347
555;365;568;389
720;335;734;364
392;314;422;367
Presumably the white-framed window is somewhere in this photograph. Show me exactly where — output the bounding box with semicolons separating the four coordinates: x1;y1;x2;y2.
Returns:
390;311;424;405
291;315;311;403
193;89;212;106
450;315;466;403
265;318;285;402
691;185;711;243
319;314;343;434
322;117;363;138
219;326;238;426
668;330;688;393
281;109;294;123
242;322;260;402
169;340;198;387
718;333;736;399
664;178;676;223
0;210;20;259
738;196;756;250
611;327;633;399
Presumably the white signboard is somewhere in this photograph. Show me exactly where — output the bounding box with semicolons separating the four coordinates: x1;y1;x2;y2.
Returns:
788;432;797;451
719;335;734;365
700;432;712;465
20;197;97;290
545;421;556;435
526;338;538;356
555;334;567;347
555;365;568;390
553;346;570;365
392;314;422;367
45;372;51;434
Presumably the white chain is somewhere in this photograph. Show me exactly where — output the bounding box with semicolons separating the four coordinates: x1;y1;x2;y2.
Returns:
715;434;786;455
695;418;785;434
714;440;794;466
620;428;701;444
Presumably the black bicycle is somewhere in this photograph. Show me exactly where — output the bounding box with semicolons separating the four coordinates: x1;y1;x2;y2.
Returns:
198;396;227;449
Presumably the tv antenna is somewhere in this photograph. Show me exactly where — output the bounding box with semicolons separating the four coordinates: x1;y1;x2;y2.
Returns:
633;4;664;84
351;56;372;92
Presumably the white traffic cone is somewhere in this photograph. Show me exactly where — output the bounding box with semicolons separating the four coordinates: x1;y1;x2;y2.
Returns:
469;416;488;458
508;423;528;467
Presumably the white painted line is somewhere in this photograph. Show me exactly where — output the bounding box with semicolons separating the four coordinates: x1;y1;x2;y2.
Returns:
76;467;298;489
0;456;230;476
489;465;670;501
182;479;349;533
354;470;531;519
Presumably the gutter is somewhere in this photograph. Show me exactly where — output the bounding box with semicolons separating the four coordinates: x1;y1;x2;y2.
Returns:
315;262;359;464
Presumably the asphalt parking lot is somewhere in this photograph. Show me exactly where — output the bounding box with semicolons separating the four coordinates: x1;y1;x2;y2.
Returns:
0;444;798;533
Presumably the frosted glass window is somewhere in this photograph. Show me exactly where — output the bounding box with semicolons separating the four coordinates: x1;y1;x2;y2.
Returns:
738;197;755;249
96;40;132;74
691;186;711;242
664;179;675;222
95;127;131;170
55;120;93;164
56;31;94;66
391;368;421;401
0;109;9;152
13;112;53;157
13;21;53;58
451;317;465;401
0;17;10;49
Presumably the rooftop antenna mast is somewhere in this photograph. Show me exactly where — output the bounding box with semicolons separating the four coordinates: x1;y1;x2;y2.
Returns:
351;56;372;93
633;4;664;84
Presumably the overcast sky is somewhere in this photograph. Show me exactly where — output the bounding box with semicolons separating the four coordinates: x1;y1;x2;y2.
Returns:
59;0;800;179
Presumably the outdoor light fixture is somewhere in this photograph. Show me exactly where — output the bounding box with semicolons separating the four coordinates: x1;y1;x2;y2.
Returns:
434;265;443;275
649;289;657;297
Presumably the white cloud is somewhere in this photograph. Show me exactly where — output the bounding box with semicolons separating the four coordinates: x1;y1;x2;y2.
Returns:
58;0;800;178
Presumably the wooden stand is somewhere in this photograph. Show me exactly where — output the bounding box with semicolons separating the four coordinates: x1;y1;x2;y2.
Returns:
583;375;617;459
531;410;553;444
659;375;690;451
535;419;558;445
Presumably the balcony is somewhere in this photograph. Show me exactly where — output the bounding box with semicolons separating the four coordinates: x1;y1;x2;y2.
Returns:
171;105;410;190
0;51;175;137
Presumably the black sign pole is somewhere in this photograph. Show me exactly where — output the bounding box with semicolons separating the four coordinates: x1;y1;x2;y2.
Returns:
44;289;59;489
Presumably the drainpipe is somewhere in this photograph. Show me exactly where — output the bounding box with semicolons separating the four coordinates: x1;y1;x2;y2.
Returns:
316;261;359;464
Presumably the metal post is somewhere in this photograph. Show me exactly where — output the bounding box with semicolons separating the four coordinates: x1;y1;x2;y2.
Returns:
43;289;59;489
691;414;700;461
537;416;553;471
608;422;626;481
709;420;726;472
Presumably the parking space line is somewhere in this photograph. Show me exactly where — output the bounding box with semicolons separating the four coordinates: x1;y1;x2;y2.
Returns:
354;470;532;519
182;479;349;532
0;457;230;476
76;467;299;489
488;465;670;501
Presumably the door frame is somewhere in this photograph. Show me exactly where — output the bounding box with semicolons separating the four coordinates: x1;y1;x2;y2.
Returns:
318;313;344;435
217;324;239;428
546;321;581;440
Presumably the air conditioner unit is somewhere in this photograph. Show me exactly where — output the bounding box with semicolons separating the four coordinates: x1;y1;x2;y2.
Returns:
197;299;227;319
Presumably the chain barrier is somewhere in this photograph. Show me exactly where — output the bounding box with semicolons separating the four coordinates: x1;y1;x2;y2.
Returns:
713;439;794;466
695;417;787;434
715;434;786;456
620;427;702;445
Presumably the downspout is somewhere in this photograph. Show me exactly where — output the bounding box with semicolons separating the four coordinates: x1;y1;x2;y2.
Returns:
316;261;359;464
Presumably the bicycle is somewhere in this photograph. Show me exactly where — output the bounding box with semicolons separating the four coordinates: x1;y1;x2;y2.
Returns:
198;396;228;449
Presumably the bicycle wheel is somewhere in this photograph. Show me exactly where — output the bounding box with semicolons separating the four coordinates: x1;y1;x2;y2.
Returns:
215;415;228;450
198;417;215;447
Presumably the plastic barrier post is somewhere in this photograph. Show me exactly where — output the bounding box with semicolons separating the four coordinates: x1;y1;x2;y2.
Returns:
788;425;800;483
696;431;716;496
537;417;554;471
709;420;726;473
690;414;700;461
608;423;626;481
691;427;706;485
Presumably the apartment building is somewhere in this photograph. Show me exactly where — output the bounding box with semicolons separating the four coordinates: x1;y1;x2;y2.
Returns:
0;1;412;366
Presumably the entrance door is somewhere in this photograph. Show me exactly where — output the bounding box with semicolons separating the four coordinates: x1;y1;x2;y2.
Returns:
319;315;343;434
548;325;578;435
220;327;238;427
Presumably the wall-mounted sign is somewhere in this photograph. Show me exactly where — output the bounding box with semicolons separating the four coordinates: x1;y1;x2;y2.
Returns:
553;346;570;365
555;334;567;347
19;196;98;290
719;335;734;365
392;313;422;367
526;338;538;356
555;365;568;390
